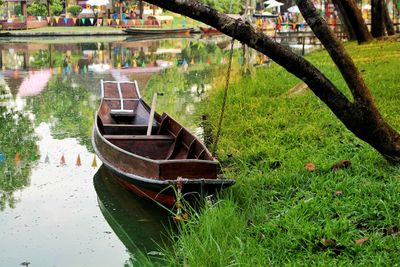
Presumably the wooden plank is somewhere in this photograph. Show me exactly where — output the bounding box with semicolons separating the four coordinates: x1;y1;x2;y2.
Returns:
103;124;159;135
103;134;174;141
110;111;137;117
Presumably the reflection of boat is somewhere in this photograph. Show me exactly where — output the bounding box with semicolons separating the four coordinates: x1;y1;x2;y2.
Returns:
92;80;234;207
123;27;195;36
124;34;196;43
94;165;170;254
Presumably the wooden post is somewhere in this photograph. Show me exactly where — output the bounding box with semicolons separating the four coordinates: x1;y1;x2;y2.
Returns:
147;93;158;136
21;1;27;19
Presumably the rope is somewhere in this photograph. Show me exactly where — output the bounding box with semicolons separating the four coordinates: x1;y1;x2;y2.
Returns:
212;37;235;156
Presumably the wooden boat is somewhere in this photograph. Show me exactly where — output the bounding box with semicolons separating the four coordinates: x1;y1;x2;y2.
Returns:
92;80;234;207
123;27;194;36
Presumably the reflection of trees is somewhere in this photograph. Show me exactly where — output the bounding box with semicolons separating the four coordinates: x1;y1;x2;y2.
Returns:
0;106;38;211
26;77;98;151
145;40;230;131
30;50;52;69
145;65;221;132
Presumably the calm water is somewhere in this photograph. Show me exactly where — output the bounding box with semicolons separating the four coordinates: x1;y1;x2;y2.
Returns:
0;34;313;266
0;35;232;266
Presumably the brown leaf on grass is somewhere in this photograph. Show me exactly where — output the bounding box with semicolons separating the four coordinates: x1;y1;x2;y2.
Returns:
355;237;369;245
318;238;345;255
320;238;336;246
305;162;316;172
331;160;351;172
384;225;399;236
333;191;343;197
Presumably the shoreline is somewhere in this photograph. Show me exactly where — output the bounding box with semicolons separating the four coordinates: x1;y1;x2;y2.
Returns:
0;30;128;37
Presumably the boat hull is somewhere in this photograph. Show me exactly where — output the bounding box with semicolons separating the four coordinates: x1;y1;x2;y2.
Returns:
123;27;194;35
93;123;234;207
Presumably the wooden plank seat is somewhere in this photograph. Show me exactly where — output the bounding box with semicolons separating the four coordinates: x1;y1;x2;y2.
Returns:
102;124;159;135
103;134;174;141
110;111;137;117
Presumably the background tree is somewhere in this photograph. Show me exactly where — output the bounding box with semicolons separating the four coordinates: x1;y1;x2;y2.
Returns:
197;0;244;13
382;0;395;35
27;0;47;17
371;0;386;37
67;4;82;17
50;0;63;16
331;0;373;43
143;0;400;162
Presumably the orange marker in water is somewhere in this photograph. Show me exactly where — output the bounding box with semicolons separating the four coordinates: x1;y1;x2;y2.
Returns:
91;155;97;168
76;154;81;166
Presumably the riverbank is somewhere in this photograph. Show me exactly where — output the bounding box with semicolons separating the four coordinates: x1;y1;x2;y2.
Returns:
0;26;127;37
161;39;400;265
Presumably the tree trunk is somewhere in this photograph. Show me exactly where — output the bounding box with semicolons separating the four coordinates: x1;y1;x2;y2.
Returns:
383;0;396;35
331;0;373;43
119;1;123;21
139;0;144;19
371;0;386;37
332;0;357;41
144;0;400;162
47;0;51;17
21;1;27;19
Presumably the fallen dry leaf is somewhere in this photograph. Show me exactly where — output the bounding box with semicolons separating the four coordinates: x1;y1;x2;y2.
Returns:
331;160;351;172
320;238;336;246
333;191;343;197
355;237;369;245
305;162;316;172
384;225;399;236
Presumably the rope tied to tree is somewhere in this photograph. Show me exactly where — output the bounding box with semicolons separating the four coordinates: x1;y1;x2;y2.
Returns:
211;36;235;156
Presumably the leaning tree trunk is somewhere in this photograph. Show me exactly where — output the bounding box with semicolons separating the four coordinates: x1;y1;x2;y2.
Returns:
371;0;386;37
331;0;373;43
144;0;400;162
383;0;396;35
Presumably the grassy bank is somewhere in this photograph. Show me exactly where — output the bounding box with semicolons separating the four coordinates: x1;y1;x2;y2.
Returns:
161;39;400;265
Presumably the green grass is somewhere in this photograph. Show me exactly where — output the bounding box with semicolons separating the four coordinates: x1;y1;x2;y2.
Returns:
159;39;400;265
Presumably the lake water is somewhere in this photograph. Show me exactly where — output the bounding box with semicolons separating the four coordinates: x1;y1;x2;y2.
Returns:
0;34;316;266
0;35;233;266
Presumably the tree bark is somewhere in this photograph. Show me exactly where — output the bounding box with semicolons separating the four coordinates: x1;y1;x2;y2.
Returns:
332;0;357;41
119;0;123;20
371;0;386;37
383;0;396;35
144;0;400;162
139;0;144;19
331;0;373;43
47;0;51;17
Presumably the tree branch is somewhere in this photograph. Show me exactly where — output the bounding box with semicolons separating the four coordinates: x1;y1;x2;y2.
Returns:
297;0;377;108
145;0;353;119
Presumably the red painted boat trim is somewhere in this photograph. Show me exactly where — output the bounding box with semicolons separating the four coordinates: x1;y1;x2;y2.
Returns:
115;176;176;207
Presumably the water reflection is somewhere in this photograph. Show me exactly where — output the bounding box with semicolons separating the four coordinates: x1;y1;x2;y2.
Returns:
0;105;38;212
94;165;171;265
0;36;235;266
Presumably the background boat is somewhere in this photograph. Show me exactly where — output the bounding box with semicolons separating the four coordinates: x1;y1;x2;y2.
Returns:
123;27;195;36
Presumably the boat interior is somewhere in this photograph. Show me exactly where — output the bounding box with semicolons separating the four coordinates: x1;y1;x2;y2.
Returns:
96;81;214;161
